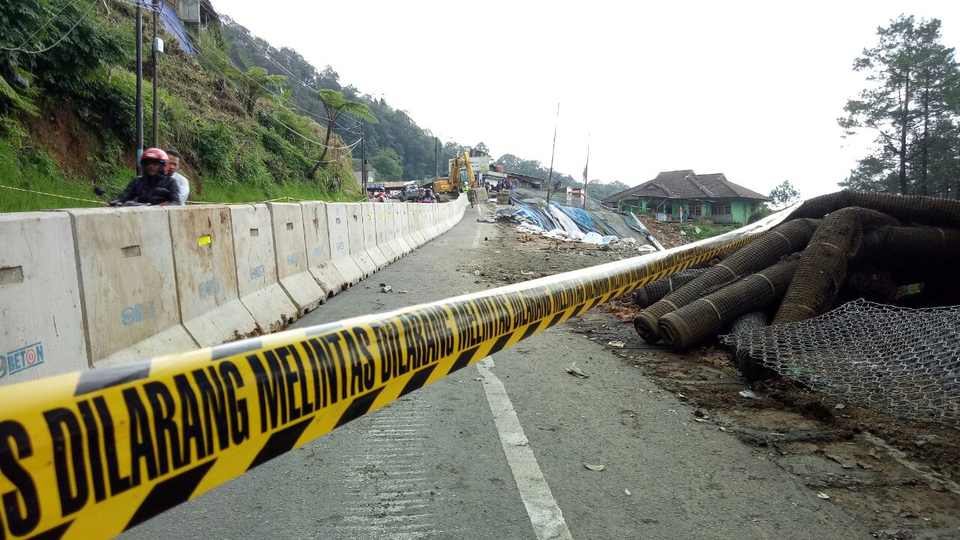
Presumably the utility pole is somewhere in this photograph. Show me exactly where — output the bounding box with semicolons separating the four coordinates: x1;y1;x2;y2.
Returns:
361;125;367;193
545;103;560;205
434;137;439;179
583;134;590;210
151;0;159;147
135;3;143;172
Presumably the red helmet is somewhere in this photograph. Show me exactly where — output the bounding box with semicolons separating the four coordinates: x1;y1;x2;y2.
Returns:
141;148;168;167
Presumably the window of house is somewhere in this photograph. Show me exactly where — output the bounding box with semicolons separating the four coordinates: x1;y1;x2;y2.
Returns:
712;203;731;214
692;204;702;216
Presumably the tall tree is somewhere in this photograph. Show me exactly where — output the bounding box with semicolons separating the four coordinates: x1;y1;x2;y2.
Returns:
769;180;801;208
308;89;378;178
839;16;960;195
238;67;285;116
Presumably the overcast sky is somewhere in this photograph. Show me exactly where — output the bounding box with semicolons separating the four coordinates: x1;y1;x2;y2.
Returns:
222;0;960;197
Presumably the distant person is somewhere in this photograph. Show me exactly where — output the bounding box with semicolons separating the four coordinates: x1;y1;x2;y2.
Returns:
165;148;190;205
111;148;179;206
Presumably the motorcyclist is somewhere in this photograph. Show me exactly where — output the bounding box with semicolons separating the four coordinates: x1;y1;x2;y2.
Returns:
110;148;180;206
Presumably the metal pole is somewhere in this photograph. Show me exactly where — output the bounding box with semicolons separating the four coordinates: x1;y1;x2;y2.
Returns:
361;125;367;193
545;103;560;205
583;134;590;210
152;0;159;147
136;3;143;172
434;137;439;179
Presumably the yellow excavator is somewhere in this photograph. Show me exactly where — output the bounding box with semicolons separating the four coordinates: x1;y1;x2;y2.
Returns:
434;152;476;194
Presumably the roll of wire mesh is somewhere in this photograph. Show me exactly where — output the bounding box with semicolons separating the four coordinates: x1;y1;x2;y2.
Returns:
773;208;898;325
727;311;775;382
633;218;818;343
787;191;960;229
632;269;708;308
659;255;801;350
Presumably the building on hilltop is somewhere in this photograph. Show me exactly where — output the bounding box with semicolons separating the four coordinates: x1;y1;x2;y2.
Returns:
601;170;770;224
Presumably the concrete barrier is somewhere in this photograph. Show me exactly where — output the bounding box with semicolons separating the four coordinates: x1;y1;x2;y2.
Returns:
410;205;426;246
425;204;440;239
268;203;325;316
301;201;346;295
67;207;197;366
374;203;400;262
357;203;389;269
390;203;412;255
229;204;298;334
0;212;88;385
344;203;378;276
325;202;365;284
399;204;416;251
168;205;258;347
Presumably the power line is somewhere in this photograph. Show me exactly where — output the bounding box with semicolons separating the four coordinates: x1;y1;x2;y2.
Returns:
0;0;100;55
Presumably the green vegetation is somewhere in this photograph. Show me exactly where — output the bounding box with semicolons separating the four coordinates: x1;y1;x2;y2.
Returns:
683;223;740;241
0;1;362;213
840;15;960;198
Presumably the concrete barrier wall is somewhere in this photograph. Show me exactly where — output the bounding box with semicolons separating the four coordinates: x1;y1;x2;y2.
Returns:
325;202;365;284
0;213;88;385
301;202;346;295
268;202;325;316
344;203;378;275
168;205;258;347
229;204;298;333
67;207;197;366
1;196;468;378
358;203;389;269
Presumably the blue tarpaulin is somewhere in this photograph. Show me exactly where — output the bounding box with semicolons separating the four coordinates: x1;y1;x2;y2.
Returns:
158;3;195;54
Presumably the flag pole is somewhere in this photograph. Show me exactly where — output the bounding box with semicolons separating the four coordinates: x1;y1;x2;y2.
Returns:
545;103;560;205
582;134;590;210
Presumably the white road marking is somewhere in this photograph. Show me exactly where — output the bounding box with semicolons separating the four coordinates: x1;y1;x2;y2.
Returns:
472;227;485;248
477;357;573;540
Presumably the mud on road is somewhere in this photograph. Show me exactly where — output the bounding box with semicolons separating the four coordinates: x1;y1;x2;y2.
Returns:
472;209;960;540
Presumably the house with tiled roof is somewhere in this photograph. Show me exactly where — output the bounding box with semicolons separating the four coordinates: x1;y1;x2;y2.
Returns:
601;170;770;224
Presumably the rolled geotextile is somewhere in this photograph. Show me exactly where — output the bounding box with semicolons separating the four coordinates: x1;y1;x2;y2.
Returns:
727;311;776;382
633;218;818;343
788;190;960;229
773;208;898;325
658;256;801;350
862;226;960;267
632;269;708;308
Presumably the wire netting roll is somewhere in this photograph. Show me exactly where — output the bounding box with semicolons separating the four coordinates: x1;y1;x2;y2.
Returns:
632;269;708;308
788;190;960;229
658;256;801;350
633;218;818;343
862;226;960;267
774;208;898;325
727;311;776;382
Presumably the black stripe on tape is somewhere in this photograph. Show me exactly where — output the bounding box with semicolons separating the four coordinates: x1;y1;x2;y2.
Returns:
569;302;588;318
449;346;480;374
27;521;74;540
519;321;541;342
210;338;263;361
586;296;604;311
545;312;565;329
75;360;151;396
399;364;438;398
125;460;216;531
488;333;513;356
248;417;313;470
335;387;385;428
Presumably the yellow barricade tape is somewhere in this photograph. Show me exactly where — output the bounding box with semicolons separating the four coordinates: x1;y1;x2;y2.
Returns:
0;211;789;539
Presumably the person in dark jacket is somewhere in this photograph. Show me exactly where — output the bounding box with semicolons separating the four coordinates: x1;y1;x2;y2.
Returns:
111;148;180;206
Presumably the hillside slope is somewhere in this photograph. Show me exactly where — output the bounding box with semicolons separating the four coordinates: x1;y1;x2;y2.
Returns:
0;0;360;212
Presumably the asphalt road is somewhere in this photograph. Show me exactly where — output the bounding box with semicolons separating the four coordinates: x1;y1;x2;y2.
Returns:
122;205;866;539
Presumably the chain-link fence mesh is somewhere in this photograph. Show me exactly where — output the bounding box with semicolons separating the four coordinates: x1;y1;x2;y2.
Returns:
721;299;960;428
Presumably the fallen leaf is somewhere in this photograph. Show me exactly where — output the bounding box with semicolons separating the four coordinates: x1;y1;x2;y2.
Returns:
583;463;605;472
566;363;589;379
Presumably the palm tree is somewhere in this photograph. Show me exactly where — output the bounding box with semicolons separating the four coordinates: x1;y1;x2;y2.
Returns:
307;89;378;178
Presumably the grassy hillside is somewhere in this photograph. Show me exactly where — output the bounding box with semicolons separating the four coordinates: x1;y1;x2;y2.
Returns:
0;1;361;213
